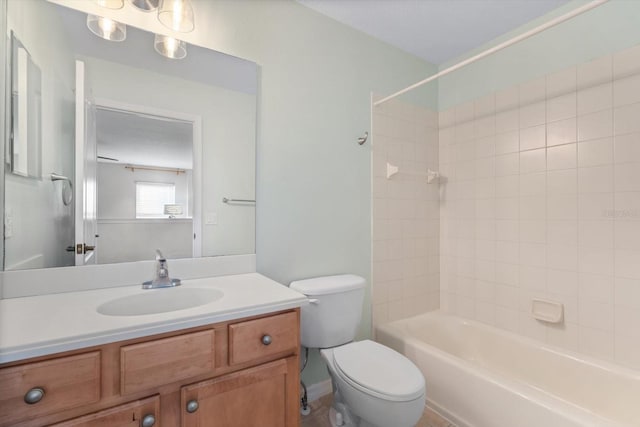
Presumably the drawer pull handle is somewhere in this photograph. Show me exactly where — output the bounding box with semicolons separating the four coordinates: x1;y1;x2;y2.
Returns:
141;414;156;427
24;387;45;404
186;399;199;413
261;334;272;345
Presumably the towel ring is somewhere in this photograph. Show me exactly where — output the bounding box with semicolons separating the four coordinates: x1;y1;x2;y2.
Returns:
51;173;73;206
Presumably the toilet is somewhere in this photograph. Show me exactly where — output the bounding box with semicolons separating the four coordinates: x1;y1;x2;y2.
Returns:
290;275;426;427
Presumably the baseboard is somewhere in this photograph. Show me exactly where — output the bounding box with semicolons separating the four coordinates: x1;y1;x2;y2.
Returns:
426;398;472;427
306;379;332;402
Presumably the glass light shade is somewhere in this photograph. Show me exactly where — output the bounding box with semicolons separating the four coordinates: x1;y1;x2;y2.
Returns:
87;15;127;41
96;0;124;9
129;0;160;12
158;0;195;33
154;34;187;59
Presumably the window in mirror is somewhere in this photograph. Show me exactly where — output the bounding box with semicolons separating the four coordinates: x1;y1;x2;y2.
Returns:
136;182;176;219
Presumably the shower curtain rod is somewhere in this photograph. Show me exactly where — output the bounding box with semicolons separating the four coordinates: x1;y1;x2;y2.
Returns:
374;0;610;107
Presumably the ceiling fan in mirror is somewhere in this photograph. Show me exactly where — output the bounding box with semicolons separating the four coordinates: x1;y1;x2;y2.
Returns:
87;0;193;59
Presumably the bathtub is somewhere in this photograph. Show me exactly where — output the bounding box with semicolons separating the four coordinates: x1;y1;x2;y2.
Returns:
376;311;640;427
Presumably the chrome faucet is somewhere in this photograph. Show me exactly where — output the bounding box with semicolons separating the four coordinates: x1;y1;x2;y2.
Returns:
142;250;181;289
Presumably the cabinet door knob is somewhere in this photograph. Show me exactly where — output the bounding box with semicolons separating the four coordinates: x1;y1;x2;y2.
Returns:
261;334;272;345
24;387;45;404
141;414;156;427
186;399;199;413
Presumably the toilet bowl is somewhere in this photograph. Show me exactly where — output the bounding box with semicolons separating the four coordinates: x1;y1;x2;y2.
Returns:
289;275;427;427
321;340;425;427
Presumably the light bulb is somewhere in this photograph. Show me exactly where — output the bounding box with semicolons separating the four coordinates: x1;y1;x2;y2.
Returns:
98;17;115;36
166;37;177;53
172;0;182;31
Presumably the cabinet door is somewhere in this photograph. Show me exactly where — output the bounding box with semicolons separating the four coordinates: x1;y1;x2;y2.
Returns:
51;395;160;427
181;357;299;427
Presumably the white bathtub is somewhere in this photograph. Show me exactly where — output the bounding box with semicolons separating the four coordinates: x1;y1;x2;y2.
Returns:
376;311;640;427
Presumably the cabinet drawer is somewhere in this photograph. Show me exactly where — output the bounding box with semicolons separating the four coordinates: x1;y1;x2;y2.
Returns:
51;395;160;427
121;330;215;395
0;352;101;426
229;311;298;366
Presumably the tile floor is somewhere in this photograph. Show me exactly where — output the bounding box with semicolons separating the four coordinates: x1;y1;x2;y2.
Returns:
301;394;456;427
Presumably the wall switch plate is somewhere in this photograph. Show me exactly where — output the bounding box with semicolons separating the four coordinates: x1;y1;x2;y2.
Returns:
205;212;218;225
4;209;13;238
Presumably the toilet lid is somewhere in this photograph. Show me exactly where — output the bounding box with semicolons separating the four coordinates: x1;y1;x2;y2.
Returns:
332;340;425;402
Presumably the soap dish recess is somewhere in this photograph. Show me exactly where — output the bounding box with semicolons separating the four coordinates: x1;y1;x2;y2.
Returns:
531;299;564;324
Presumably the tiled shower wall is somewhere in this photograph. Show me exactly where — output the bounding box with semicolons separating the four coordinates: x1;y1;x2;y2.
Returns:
439;43;640;369
371;99;440;328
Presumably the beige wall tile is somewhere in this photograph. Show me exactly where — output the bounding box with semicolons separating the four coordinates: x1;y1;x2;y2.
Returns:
437;44;640;371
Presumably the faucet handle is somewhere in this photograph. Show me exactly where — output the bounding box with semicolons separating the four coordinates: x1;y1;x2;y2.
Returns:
142;249;180;289
155;249;165;261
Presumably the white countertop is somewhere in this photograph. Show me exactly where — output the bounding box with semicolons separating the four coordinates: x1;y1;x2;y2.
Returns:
0;273;308;364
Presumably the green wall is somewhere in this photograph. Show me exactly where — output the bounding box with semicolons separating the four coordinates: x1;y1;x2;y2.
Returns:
183;0;439;384
438;0;640;110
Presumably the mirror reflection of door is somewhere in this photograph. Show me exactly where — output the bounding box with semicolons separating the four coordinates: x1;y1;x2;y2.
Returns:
94;103;196;264
75;60;98;266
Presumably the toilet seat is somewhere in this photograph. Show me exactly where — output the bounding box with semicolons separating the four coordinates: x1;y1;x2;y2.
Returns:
332;340;425;402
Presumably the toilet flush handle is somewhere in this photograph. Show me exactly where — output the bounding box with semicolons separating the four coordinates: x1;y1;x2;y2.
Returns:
308;299;319;304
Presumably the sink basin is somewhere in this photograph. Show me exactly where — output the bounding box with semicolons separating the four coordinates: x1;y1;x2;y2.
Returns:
97;288;224;316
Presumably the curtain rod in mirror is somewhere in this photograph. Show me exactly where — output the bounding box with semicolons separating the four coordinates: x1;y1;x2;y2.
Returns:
125;165;186;174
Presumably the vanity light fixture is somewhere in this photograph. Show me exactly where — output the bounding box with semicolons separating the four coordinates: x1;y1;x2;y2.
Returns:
95;0;125;9
158;0;195;33
129;0;160;12
87;15;127;41
154;34;187;59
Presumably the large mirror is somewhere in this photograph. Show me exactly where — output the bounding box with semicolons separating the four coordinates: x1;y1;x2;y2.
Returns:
3;0;257;270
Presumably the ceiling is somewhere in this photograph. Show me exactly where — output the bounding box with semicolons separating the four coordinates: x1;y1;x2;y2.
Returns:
96;109;193;170
297;0;570;65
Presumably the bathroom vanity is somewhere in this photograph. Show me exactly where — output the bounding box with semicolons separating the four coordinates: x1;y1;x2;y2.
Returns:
0;273;306;427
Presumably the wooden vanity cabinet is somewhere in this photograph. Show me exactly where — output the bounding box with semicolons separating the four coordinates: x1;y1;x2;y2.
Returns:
0;309;300;427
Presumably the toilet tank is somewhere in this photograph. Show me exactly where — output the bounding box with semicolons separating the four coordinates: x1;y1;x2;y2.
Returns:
290;275;366;349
